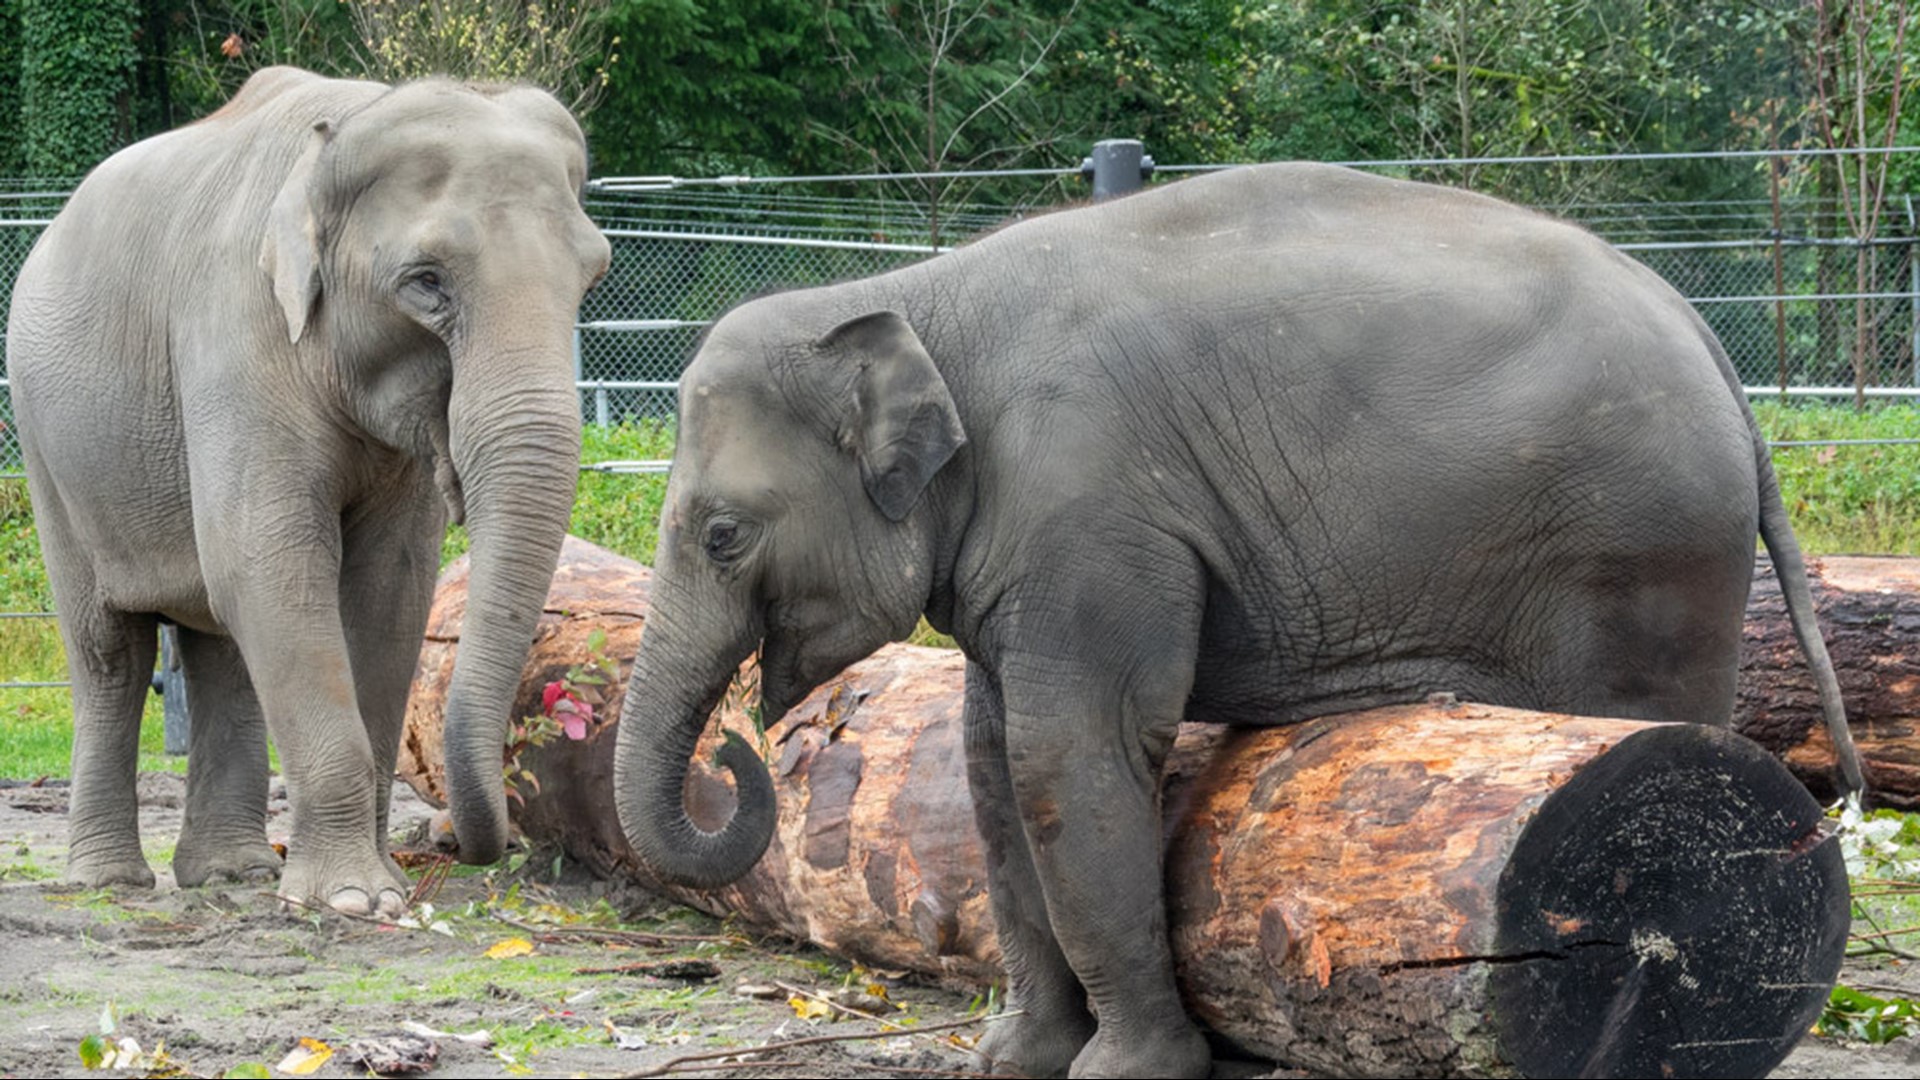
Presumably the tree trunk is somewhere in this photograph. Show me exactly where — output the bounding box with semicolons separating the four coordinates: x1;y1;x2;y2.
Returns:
401;538;1859;1078
1736;554;1920;806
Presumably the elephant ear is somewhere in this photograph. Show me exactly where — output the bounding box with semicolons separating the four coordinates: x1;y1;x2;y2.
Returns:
817;311;967;522
258;120;332;345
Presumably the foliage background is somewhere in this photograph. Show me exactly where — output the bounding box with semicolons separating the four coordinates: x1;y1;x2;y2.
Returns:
0;0;1910;201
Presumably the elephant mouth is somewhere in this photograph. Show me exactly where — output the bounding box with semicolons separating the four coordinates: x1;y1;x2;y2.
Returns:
757;671;802;729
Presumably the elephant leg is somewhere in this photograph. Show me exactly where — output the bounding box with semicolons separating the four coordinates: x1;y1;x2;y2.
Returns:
338;482;444;890
214;542;407;919
172;628;281;888
60;604;161;889
1004;696;1210;1079
964;663;1096;1078
995;550;1212;1080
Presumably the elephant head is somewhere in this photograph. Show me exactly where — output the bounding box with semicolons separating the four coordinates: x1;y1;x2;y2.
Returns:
260;79;612;865
615;304;967;886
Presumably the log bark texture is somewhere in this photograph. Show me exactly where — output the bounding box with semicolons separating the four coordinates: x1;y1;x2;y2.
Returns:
401;538;1858;1078
1736;555;1920;806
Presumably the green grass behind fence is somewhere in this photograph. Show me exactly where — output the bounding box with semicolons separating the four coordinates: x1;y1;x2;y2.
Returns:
2;405;1917;779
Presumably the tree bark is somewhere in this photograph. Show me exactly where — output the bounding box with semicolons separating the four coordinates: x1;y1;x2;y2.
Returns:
401;537;1861;1078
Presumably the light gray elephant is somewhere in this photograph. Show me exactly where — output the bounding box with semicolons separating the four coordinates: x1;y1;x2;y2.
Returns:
613;163;1862;1078
7;67;609;917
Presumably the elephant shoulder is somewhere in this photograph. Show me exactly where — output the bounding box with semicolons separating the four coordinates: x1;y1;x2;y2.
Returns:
199;67;386;125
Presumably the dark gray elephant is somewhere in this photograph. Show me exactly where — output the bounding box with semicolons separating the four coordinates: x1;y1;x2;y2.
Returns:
7;67;609;917
613;163;1859;1077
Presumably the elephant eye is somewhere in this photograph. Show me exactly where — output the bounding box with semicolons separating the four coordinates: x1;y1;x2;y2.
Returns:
402;267;449;311
704;520;743;563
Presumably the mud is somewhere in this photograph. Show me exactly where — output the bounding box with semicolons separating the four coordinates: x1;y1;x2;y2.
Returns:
0;775;1911;1079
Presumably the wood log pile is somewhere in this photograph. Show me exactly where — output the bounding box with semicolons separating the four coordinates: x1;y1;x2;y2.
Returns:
399;537;1897;1078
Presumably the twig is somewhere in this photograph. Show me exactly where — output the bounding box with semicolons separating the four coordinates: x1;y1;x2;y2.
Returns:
641;1061;1003;1078
267;892;409;929
618;1011;1019;1080
771;979;904;1029
1845;981;1920;998
490;912;742;948
406;853;454;907
1846;938;1920;961
1850;923;1920;944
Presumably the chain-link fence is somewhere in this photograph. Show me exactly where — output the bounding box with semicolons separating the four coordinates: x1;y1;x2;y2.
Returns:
0;181;69;477
3;150;1918;477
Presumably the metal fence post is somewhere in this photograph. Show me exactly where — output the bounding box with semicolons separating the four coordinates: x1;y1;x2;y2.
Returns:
1908;195;1918;386
1080;139;1155;201
158;623;190;755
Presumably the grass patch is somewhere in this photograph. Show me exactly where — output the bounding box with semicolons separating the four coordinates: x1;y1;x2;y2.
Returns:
443;420;676;568
0;835;58;881
1754;401;1920;556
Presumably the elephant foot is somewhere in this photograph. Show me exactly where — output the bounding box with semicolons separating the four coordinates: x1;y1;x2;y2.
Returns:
1069;1020;1212;1079
381;849;411;891
173;839;283;889
66;850;157;890
975;1007;1096;1078
278;851;410;921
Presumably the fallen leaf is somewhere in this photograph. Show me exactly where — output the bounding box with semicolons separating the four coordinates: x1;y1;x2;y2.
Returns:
484;937;535;959
788;995;835;1021
274;1036;333;1075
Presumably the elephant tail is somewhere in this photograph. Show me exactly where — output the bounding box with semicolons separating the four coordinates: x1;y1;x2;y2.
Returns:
1692;307;1867;800
1754;448;1866;799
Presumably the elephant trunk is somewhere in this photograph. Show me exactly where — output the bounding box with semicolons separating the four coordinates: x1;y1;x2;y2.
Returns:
614;581;777;888
441;350;582;866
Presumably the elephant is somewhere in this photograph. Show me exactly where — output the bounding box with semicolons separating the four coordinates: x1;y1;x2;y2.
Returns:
6;67;609;918
612;163;1861;1077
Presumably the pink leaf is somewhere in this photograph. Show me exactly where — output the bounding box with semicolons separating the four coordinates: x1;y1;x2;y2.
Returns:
561;704;591;740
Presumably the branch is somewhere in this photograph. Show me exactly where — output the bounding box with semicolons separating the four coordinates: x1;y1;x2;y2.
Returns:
617;1011;1017;1079
937;0;1080;166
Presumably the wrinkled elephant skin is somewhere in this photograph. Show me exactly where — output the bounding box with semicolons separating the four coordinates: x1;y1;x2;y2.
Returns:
612;164;1856;1078
7;67;609;918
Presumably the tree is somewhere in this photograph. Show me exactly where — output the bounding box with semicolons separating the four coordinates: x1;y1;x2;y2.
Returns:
147;0;362;128
812;0;1081;239
587;0;862;177
1296;0;1805;201
1801;0;1912;404
16;0;140;176
350;0;616;115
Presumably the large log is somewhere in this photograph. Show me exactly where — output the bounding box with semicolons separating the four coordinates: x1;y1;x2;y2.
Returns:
1736;555;1920;806
401;538;1853;1079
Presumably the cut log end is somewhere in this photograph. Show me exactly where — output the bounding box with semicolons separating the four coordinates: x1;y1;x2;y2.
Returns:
1490;723;1850;1080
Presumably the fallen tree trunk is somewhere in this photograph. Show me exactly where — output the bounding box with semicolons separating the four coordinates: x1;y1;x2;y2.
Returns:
401;538;1856;1078
1736;555;1920;806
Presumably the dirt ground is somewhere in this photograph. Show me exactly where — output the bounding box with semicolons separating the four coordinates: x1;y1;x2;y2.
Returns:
0;775;1913;1080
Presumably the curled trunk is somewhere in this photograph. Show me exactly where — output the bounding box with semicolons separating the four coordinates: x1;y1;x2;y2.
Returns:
611;562;777;888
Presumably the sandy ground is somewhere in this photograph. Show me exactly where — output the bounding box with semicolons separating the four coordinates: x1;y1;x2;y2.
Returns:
0;774;1913;1079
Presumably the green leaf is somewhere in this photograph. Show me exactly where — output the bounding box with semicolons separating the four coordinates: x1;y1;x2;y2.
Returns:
77;1033;108;1069
1820;984;1920;1044
222;1065;273;1079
